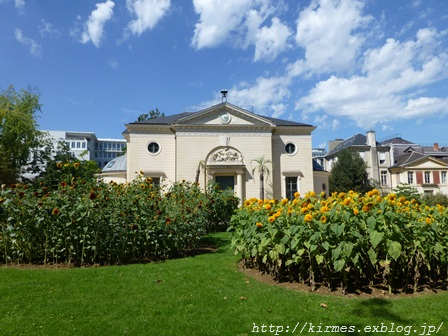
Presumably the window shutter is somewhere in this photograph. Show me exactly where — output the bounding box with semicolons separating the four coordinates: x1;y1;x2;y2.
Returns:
433;171;440;184
416;171;423;184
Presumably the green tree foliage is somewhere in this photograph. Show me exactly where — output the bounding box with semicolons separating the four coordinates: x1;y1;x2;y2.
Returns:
329;148;372;193
137;108;165;121
0;85;41;184
37;141;100;189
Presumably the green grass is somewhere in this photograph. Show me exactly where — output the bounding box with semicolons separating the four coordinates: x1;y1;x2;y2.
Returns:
0;232;446;336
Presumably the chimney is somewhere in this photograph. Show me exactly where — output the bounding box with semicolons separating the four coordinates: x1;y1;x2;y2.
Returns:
434;142;439;151
329;139;343;152
366;131;377;147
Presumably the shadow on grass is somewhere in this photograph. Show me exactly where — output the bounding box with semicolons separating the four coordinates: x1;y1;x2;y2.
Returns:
333;298;413;336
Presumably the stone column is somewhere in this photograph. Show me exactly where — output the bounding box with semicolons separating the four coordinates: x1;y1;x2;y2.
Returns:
236;172;243;205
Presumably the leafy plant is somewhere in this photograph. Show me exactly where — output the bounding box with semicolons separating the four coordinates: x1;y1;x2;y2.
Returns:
229;190;448;294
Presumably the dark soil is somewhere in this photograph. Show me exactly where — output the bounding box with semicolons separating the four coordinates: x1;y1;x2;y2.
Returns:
239;262;448;299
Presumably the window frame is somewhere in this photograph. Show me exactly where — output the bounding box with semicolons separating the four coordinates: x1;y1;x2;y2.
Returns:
284;143;297;155
147;141;161;155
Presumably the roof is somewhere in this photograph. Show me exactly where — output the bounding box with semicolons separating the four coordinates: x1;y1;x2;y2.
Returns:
391;151;448;168
313;159;325;171
102;154;127;172
380;137;415;145
326;133;368;156
129;112;193;125
127;102;313;127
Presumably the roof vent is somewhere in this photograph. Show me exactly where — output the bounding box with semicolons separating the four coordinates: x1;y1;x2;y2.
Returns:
220;89;228;102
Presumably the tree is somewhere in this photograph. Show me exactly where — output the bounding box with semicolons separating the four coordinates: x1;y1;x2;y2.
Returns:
0;85;42;184
137;108;165;121
329;148;372;193
37;141;100;189
251;156;272;200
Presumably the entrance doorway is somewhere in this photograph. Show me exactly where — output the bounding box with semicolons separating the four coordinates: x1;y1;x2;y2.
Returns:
215;176;235;191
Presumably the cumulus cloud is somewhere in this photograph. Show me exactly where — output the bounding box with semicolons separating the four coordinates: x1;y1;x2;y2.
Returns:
191;0;252;49
296;27;448;128
15;28;41;57
293;0;372;75
81;0;115;48
191;0;286;58
125;0;171;36
254;17;291;62
224;75;292;116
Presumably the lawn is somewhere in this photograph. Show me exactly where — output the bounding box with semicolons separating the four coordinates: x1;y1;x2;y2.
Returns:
0;232;446;336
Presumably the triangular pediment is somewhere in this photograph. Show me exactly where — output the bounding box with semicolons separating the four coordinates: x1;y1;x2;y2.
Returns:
173;102;275;127
402;155;448;169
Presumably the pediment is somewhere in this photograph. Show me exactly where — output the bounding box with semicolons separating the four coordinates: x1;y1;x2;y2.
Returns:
404;156;448;169
174;102;275;127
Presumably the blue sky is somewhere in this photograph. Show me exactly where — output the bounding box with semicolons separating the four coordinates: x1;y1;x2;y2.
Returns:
1;0;448;150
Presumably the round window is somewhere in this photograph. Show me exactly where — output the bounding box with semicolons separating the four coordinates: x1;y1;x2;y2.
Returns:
147;142;160;155
285;143;296;155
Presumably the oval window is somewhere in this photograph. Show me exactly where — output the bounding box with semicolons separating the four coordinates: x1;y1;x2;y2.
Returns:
285;143;296;155
147;142;160;154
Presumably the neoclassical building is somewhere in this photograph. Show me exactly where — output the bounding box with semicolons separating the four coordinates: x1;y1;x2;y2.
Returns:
103;101;329;201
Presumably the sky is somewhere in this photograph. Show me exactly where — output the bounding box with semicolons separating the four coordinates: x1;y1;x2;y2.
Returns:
1;0;448;150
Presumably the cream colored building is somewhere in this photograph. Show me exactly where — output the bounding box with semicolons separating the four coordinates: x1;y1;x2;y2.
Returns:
325;132;448;195
109;102;328;201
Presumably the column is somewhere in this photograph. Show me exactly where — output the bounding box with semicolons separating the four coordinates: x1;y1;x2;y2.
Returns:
236;172;243;206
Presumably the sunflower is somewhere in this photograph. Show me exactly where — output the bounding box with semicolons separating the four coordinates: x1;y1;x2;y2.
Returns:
320;215;327;223
304;214;313;222
52;208;60;215
56;162;63;169
256;222;263;227
268;216;276;223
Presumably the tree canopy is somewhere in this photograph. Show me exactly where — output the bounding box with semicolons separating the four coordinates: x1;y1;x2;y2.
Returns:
329;148;372;194
0;85;41;184
137;108;165;121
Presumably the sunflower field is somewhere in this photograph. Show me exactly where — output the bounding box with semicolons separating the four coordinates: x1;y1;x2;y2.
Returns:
229;190;448;294
0;167;239;266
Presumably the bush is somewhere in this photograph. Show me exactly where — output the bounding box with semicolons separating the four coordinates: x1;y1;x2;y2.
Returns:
229;190;448;294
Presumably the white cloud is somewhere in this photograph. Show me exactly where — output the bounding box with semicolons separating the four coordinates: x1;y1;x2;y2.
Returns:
81;0;115;48
39;19;60;37
191;0;281;52
296;27;448;128
15;28;41;57
225;75;292;116
254;17;291;62
191;0;252;49
294;0;372;75
125;0;171;36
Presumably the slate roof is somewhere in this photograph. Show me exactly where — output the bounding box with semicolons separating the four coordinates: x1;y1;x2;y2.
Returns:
380;137;415;145
326;133;369;156
313;159;325;171
127;103;312;127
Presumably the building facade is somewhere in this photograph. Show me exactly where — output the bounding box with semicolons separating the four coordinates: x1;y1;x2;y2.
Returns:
114;102;328;201
326;131;448;194
43;130;126;169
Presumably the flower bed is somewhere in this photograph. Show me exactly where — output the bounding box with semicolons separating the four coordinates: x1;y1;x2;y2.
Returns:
0;173;238;266
229;190;448;294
